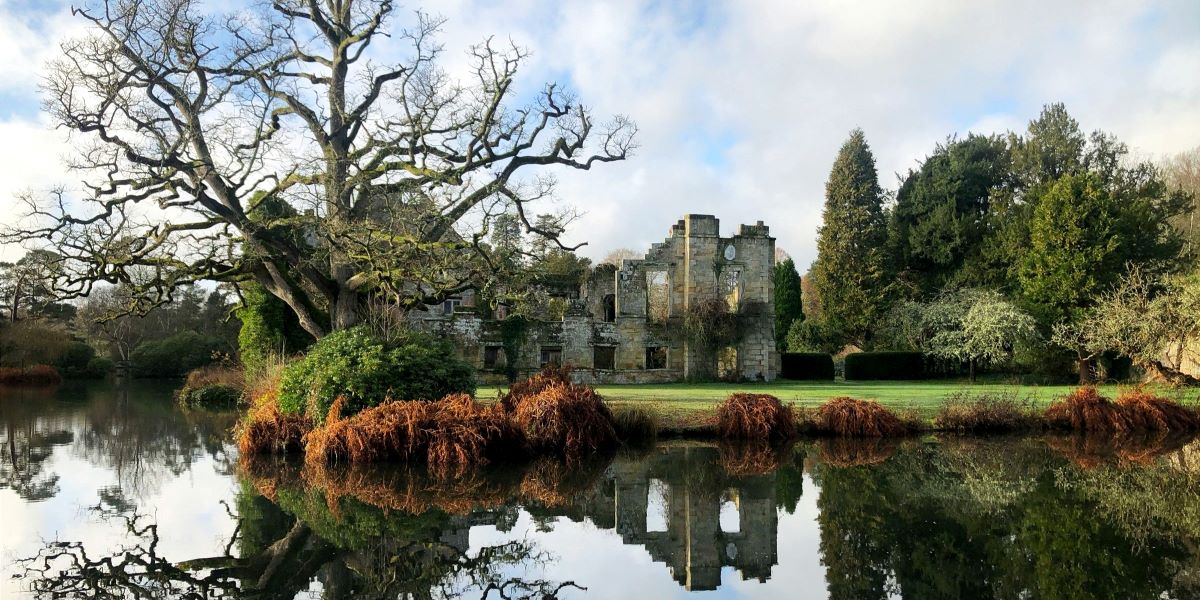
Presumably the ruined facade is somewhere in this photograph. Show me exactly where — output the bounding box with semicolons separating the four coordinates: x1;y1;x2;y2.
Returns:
412;214;778;383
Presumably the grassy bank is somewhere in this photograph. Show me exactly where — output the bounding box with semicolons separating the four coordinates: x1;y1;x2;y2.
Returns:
485;380;1193;432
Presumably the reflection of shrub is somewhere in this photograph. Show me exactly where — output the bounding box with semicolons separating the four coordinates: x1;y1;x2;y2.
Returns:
718;441;791;476
130;331;224;377
816;437;900;467
1044;387;1130;433
0;364;63;386
177;365;245;408
278;327;475;423
935;392;1041;433
716;393;796;440
843;351;926;380
1115;389;1199;432
813;397;906;437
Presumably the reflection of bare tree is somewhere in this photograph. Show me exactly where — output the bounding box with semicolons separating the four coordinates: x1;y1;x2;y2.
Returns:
74;383;237;498
18;490;581;599
0;390;74;501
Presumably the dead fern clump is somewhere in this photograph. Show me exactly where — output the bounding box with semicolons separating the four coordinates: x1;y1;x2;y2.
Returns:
500;365;574;412
813;397;907;437
509;381;617;456
303;394;524;472
816;437;900;467
237;389;312;455
1043;387;1131;433
1115;389;1200;432
718;441;791;477
934;392;1041;433
716;393;796;441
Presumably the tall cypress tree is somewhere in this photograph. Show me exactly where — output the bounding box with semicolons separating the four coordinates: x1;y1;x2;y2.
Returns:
773;257;804;351
811;129;891;348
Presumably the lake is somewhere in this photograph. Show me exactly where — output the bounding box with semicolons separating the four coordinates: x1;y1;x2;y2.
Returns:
2;381;1199;599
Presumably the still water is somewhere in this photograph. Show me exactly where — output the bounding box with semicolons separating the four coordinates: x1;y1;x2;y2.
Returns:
2;381;1199;599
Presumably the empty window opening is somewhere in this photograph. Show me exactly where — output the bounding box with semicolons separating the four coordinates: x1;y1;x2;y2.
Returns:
720;489;741;533
646;271;669;323
647;479;669;532
718;346;738;380
603;294;616;322
722;269;741;311
483;346;503;369
593;346;616;370
540;346;563;368
646;346;667;370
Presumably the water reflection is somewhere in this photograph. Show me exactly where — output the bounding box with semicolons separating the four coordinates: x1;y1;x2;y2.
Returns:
5;384;1200;598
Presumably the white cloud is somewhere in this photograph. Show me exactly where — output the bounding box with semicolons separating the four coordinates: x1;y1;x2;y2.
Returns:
1;0;1198;270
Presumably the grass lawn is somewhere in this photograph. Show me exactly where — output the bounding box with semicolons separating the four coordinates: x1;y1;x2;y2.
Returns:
589;379;1198;420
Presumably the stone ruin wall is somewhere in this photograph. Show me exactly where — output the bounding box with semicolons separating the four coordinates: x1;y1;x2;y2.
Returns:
412;214;777;384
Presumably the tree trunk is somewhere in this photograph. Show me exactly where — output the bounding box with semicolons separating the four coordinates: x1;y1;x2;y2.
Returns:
969;358;976;383
1077;357;1094;385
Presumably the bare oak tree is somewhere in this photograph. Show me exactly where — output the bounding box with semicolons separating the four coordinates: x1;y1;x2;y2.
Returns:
6;0;635;337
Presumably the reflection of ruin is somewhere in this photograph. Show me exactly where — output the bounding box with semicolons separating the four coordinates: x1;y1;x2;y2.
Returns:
571;446;781;591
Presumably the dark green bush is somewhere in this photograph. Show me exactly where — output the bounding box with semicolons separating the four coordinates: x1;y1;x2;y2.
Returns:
130;331;225;378
278;326;475;423
55;341;99;378
780;352;835;380
85;357;114;378
843;351;927;380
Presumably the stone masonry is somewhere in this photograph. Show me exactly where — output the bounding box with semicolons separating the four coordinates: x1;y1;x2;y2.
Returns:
412;214;777;384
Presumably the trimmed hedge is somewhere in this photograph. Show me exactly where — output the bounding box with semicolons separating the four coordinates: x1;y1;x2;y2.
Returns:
843;351;926;381
780;353;835;380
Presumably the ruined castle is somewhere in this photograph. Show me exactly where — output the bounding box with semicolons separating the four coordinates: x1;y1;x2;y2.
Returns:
412;214;778;383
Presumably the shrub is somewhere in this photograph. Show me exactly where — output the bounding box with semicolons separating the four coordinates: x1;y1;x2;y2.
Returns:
934;392;1041;433
237;388;312;455
813;397;907;437
716;393;796;440
612;407;658;446
843;351;926;380
303;394;521;476
509;381;617;456
1115;389;1199;432
84;357;114;378
780;352;835;380
1043;387;1130;433
500;365;573;412
54;341;97;378
130;331;225;378
277;327;475;424
0;365;63;386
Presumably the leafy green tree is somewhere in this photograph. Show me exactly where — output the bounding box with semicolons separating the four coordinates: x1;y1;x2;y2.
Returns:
812;129;891;348
889;134;1012;296
786;319;844;355
924;289;1039;381
1018;173;1122;325
773;258;804;351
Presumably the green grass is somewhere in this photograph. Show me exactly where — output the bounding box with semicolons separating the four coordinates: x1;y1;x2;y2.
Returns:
588;380;1144;415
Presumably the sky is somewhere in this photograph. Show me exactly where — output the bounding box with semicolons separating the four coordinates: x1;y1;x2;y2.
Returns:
0;0;1198;271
